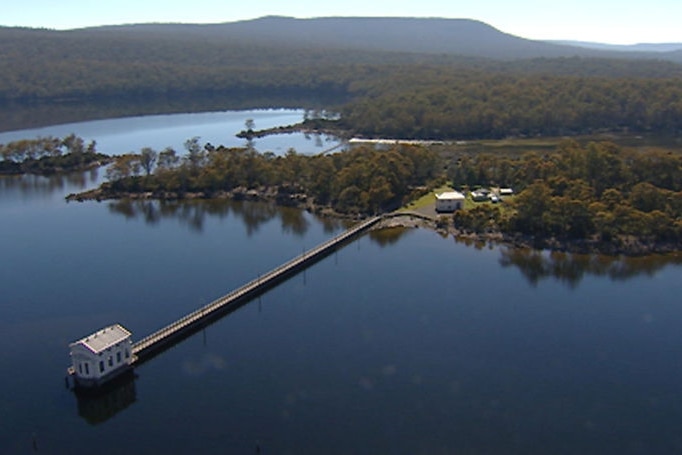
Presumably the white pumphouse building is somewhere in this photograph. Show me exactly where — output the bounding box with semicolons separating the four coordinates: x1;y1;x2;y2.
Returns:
68;324;134;387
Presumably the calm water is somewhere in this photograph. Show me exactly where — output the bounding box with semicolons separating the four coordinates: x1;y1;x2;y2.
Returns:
0;109;340;156
2;116;682;454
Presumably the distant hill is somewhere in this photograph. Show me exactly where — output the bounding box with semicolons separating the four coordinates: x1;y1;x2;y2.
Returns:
1;16;682;107
2;17;682;137
84;16;682;63
87;16;627;61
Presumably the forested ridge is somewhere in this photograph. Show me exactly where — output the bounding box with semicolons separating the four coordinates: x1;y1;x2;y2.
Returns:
3;18;682;139
340;70;682;139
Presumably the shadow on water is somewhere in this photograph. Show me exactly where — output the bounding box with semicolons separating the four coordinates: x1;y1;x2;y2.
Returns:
106;198;332;236
499;247;682;287
102;197;682;288
0;168;101;196
73;370;137;425
368;226;413;247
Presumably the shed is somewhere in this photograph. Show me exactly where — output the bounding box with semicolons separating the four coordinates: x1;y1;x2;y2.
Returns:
69;324;134;387
435;191;466;212
471;189;491;202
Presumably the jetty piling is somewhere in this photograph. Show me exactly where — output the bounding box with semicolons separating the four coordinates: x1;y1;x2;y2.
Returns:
130;215;383;363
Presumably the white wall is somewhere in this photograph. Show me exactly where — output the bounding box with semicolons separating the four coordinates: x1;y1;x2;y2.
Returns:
71;340;133;380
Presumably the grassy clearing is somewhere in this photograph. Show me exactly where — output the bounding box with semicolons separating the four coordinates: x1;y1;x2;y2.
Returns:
402;184;517;214
402;186;452;211
437;133;682;156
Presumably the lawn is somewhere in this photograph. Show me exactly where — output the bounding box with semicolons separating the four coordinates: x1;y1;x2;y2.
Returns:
401;186;453;212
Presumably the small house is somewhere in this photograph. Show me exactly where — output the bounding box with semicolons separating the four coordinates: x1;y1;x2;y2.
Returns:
69;324;134;387
499;188;514;197
435;191;466;212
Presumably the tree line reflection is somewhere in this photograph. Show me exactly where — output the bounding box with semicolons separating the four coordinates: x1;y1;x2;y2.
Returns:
0;168;100;195
107;198;346;237
499;247;682;287
104;199;682;286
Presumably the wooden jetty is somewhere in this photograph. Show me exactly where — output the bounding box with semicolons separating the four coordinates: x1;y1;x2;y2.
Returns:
130;215;383;363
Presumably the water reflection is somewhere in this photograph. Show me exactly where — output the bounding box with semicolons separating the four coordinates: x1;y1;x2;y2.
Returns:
368;227;412;247
107;198;315;236
74;370;137;425
0;168;101;197
499;247;682;287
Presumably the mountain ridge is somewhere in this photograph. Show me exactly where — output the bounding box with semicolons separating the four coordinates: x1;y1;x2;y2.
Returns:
68;16;681;62
2;16;681;63
70;16;612;60
2;16;682;108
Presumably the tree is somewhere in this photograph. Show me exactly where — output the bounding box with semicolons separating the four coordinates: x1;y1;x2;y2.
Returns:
139;147;158;176
367;176;394;213
62;134;85;155
629;182;667;212
245;118;255;132
510;180;553;235
157;147;179;170
106;155;137;182
184;137;205;172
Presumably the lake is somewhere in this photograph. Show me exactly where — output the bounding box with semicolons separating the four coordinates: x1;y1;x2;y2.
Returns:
1;111;682;454
0;109;341;156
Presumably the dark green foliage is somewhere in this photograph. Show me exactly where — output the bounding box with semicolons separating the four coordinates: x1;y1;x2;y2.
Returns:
104;144;441;215
449;141;682;242
340;73;682;139
3;22;682;140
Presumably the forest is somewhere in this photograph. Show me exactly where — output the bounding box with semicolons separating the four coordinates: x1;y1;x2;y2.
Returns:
85;139;441;215
3;23;682;140
450;140;682;249
338;71;682;139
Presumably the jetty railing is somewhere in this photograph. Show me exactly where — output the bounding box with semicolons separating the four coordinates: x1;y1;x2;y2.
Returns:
131;215;382;359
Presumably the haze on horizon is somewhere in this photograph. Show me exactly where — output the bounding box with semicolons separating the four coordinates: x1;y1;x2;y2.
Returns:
4;0;682;45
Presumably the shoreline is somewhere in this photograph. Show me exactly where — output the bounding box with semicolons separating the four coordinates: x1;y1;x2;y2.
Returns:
66;187;682;257
236;121;350;141
378;213;682;256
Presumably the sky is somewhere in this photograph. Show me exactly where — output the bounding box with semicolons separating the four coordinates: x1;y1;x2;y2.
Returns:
4;0;682;44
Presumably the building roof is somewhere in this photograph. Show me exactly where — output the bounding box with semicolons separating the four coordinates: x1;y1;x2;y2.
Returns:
436;191;466;200
71;324;132;354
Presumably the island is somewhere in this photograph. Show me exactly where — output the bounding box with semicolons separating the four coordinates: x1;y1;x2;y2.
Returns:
0;134;112;175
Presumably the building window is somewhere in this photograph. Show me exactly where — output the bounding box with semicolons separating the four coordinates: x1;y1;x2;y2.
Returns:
117;352;122;363
78;363;83;374
108;356;113;367
85;363;90;375
99;361;105;373
125;349;130;358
